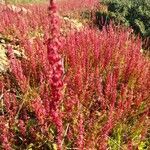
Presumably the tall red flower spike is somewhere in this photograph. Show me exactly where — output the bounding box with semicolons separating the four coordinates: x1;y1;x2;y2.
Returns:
47;0;64;149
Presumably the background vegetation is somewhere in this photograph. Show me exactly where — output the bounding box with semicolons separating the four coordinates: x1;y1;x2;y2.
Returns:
6;0;46;4
96;0;150;50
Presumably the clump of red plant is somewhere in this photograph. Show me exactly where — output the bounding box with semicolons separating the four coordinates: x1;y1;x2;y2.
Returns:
0;0;64;149
57;0;99;12
0;0;149;150
61;26;150;149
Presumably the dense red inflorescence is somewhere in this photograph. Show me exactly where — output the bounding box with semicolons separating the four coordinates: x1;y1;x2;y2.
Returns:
0;0;149;149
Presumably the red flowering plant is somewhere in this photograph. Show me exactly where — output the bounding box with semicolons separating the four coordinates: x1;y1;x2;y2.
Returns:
61;26;150;149
0;0;64;149
0;0;150;149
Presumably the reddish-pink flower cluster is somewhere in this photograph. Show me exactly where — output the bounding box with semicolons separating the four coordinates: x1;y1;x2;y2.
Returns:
47;1;64;149
0;0;149;149
0;122;11;150
47;0;64;107
7;46;27;93
31;96;46;125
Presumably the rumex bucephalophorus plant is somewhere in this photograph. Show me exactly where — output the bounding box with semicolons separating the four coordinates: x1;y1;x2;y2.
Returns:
0;0;150;149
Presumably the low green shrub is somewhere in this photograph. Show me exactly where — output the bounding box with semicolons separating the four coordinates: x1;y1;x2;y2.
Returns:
96;0;150;50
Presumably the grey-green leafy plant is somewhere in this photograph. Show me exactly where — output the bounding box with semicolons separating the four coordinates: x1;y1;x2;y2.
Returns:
96;0;150;39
